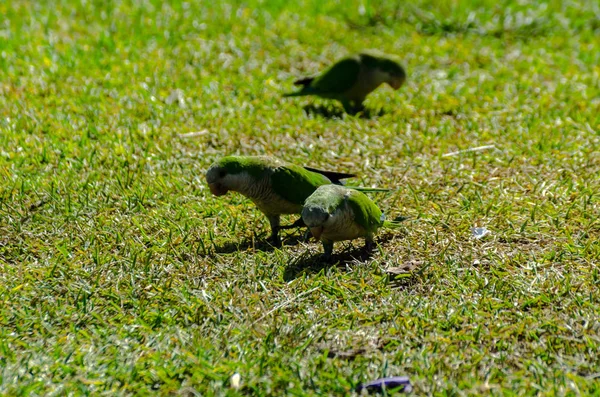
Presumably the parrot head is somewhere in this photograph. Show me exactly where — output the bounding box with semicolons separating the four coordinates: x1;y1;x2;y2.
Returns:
360;52;406;91
378;58;406;90
301;205;330;241
205;162;231;196
205;156;266;197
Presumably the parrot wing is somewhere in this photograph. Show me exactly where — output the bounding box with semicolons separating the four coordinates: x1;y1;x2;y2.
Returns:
311;57;361;94
345;189;384;233
271;164;331;205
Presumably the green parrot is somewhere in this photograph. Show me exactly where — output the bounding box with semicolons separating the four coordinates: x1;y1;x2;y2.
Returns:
302;184;403;259
205;155;387;246
284;51;406;114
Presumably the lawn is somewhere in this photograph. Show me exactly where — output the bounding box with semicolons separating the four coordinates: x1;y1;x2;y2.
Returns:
1;0;599;395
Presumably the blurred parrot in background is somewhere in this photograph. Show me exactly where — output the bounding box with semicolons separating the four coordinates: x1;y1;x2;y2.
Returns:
284;51;406;114
206;156;388;246
302;184;404;259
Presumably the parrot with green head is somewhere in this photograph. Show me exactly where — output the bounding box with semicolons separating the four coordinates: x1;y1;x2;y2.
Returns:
284;51;406;114
205;155;387;246
302;184;403;259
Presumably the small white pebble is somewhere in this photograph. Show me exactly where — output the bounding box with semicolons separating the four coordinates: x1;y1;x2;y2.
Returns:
472;227;491;239
230;373;241;389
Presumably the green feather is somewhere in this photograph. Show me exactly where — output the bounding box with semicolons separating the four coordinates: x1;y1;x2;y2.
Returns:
303;184;346;213
217;156;273;180
345;186;391;193
310;57;361;95
359;52;405;77
345;189;384;233
271;164;331;205
382;216;409;228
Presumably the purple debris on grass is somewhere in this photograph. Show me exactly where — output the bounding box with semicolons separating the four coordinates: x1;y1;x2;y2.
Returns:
356;376;412;393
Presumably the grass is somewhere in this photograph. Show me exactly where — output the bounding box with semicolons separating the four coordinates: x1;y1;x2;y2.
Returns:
1;0;599;394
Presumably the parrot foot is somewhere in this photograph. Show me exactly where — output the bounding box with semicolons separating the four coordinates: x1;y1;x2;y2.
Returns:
365;240;375;253
321;241;334;261
267;229;282;248
342;100;365;115
267;236;282;248
303;229;312;242
267;216;282;248
352;103;366;115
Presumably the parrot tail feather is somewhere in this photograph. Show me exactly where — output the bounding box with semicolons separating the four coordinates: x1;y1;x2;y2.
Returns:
349;186;393;193
383;216;409;228
304;167;356;183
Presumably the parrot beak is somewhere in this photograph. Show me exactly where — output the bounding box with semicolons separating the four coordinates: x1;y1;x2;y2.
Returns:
310;226;324;241
208;183;228;196
389;78;403;90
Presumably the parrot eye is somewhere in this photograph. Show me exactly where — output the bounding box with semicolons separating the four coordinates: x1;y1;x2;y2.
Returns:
219;169;227;178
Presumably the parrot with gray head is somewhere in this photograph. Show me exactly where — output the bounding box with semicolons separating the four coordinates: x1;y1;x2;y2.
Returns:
302;184;404;259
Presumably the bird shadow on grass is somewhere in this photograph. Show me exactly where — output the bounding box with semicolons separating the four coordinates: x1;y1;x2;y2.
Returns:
283;233;396;281
207;233;306;255
302;104;386;119
283;246;372;281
